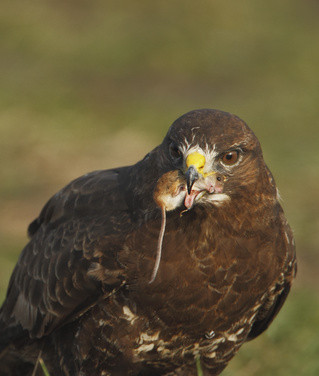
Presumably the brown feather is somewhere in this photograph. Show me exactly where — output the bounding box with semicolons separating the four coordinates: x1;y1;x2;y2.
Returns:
0;109;296;376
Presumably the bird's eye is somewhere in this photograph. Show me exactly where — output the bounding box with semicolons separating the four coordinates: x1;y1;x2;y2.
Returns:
169;142;182;161
221;150;239;166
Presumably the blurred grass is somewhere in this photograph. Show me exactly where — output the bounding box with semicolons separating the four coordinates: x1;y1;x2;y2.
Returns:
0;0;318;374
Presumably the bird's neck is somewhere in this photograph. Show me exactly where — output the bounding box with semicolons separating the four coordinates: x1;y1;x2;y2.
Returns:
122;158;162;223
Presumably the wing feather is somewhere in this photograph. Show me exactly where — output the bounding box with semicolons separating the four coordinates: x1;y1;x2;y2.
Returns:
0;168;131;340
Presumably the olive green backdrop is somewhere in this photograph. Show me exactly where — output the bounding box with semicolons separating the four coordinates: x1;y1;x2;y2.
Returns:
1;1;318;374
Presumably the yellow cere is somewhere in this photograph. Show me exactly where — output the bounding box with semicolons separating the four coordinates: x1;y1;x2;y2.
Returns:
186;152;215;177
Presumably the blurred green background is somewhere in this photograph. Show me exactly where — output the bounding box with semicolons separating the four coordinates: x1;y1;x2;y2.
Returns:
0;0;318;374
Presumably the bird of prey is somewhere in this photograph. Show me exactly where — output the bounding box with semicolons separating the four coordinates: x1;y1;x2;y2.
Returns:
0;109;296;376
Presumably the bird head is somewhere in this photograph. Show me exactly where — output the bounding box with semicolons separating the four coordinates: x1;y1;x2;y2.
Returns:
157;109;271;211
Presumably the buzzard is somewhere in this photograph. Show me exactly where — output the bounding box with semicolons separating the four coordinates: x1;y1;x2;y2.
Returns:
0;109;296;376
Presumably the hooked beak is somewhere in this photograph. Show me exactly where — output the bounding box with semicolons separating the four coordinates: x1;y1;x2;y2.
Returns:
183;151;223;210
185;152;206;193
186;166;199;194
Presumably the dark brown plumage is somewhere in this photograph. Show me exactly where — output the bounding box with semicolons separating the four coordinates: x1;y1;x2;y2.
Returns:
0;109;296;376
